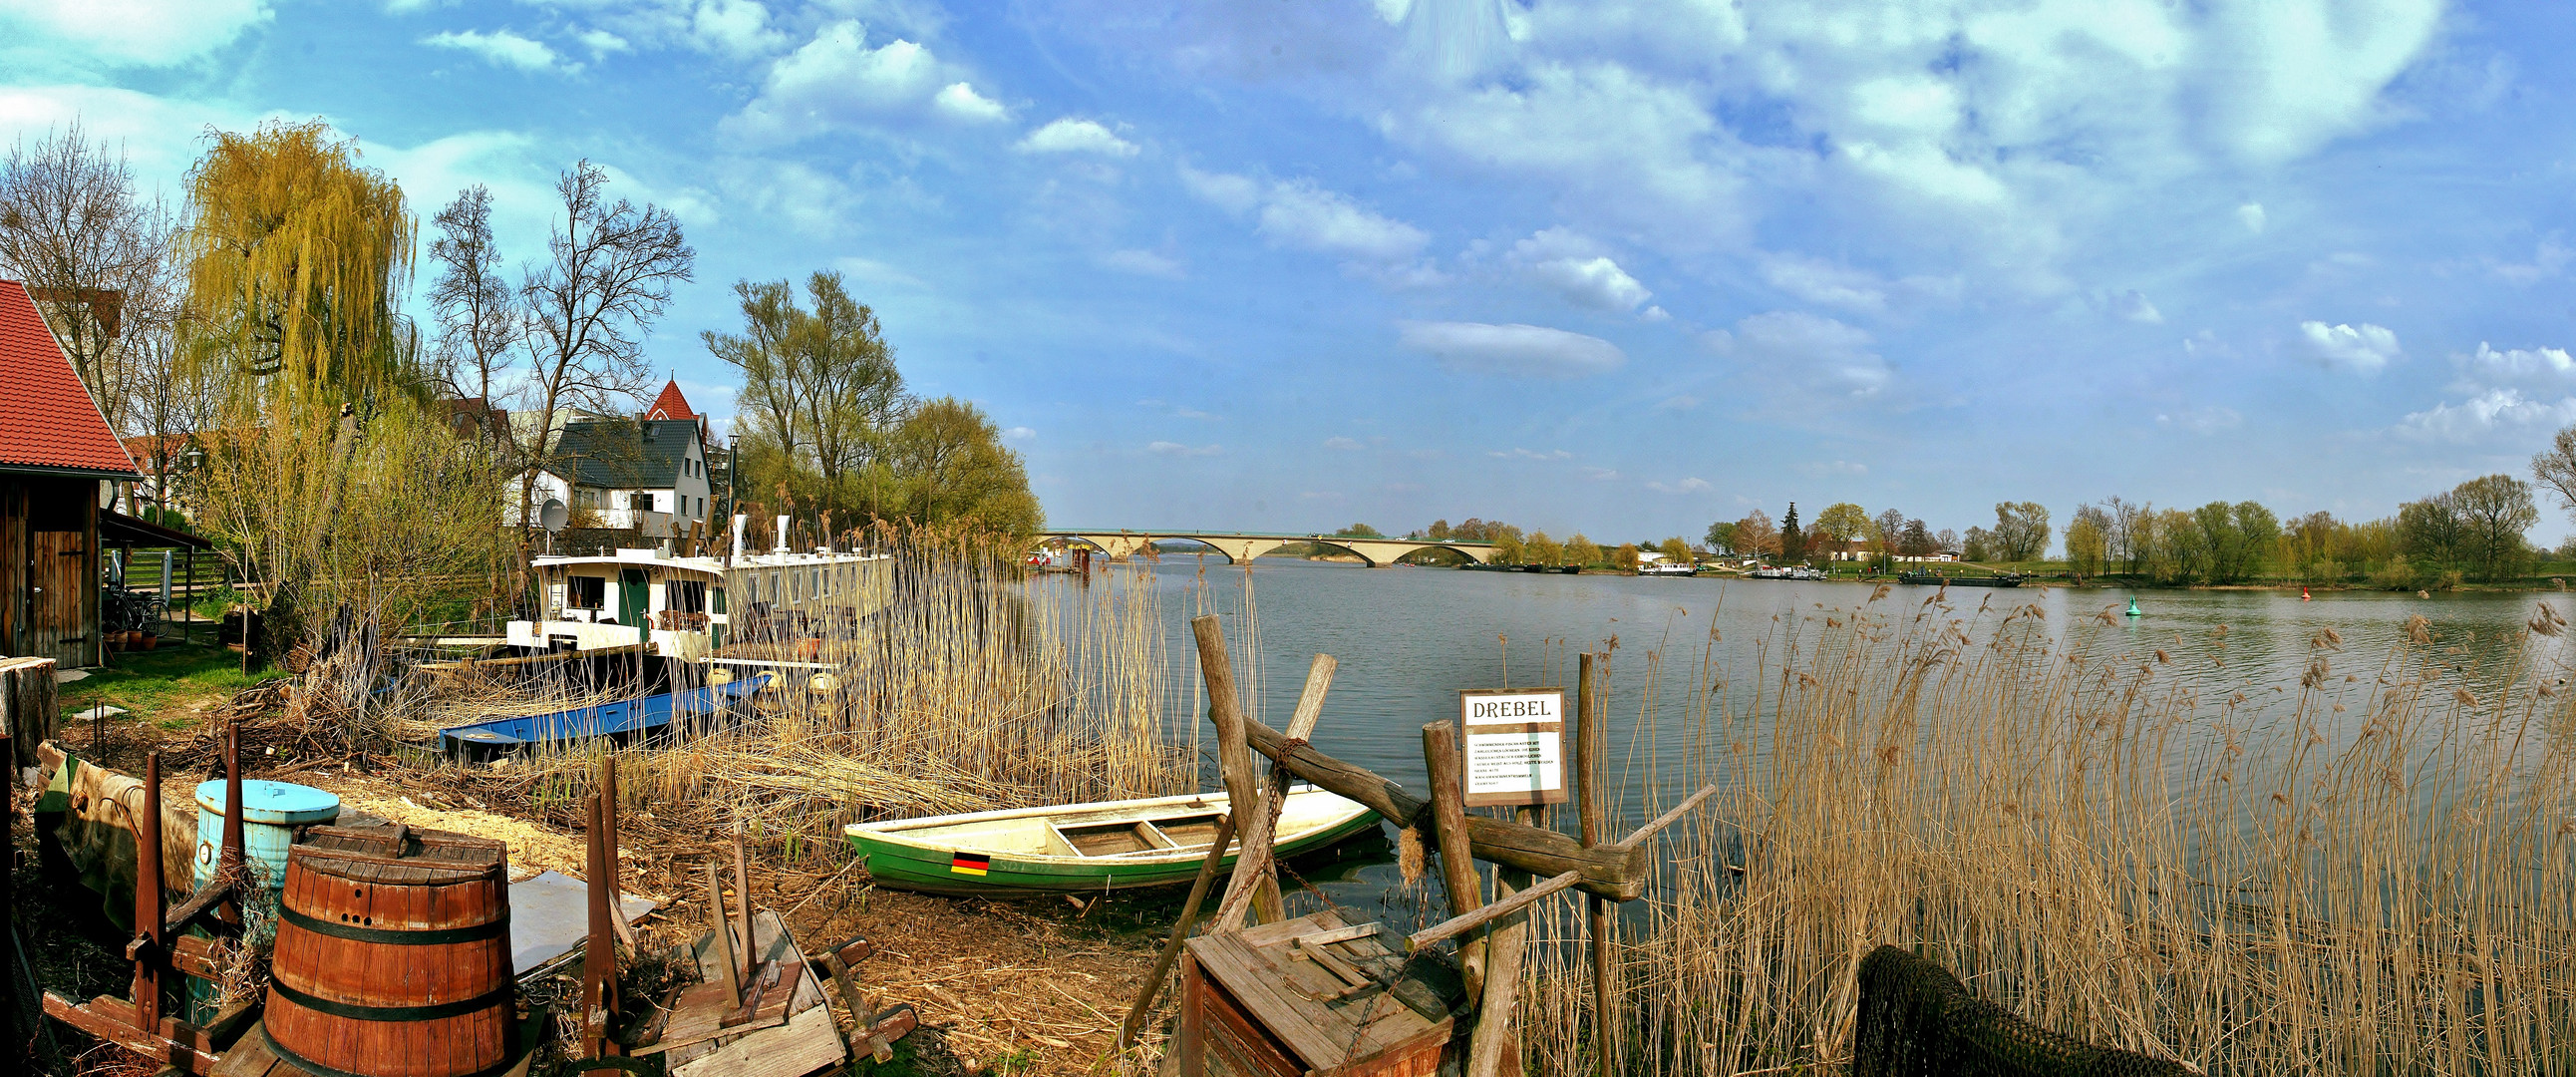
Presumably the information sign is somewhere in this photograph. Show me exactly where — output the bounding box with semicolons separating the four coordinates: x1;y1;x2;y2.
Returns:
1457;687;1567;808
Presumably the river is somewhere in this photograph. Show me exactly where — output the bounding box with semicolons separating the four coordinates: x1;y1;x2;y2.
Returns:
1048;555;2576;923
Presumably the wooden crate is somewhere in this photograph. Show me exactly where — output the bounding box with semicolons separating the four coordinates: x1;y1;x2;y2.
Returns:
1177;911;1464;1077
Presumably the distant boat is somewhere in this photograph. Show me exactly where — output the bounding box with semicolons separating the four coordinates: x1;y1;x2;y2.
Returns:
844;787;1378;898
1898;569;2023;588
1749;565;1824;580
1639;561;1698;576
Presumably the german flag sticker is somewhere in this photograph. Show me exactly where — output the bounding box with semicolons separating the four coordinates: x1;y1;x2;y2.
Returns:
949;852;990;877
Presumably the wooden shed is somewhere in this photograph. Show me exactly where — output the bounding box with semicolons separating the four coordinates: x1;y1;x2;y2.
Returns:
1;279;141;667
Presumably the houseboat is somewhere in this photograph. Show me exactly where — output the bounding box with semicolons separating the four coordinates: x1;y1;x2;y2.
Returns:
504;516;892;662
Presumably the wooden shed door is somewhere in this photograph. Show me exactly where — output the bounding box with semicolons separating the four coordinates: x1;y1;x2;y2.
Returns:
30;531;85;664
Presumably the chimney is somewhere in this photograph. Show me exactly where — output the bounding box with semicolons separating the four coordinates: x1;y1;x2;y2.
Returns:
774;515;792;554
731;514;747;564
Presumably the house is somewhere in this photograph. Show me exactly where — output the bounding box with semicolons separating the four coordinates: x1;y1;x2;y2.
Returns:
511;381;714;535
2;279;142;666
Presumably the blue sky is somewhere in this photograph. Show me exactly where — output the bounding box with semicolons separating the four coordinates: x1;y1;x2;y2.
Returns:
6;0;2574;546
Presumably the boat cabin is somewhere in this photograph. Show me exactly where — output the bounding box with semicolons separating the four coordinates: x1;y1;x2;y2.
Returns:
506;544;889;660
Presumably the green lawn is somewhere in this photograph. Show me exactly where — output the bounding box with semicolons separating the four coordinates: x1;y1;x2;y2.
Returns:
62;644;285;732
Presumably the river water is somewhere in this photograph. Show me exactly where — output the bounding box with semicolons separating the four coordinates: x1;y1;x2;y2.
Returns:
1040;555;2576;922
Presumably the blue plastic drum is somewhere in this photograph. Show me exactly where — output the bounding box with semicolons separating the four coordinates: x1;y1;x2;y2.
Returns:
188;780;339;1022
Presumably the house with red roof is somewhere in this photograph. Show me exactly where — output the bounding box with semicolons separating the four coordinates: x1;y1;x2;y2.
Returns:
2;279;142;666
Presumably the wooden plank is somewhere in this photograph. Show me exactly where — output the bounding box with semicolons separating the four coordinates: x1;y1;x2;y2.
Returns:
672;1002;844;1077
42;993;220;1074
1406;872;1580;951
1185;935;1347;1067
631;976;793;1056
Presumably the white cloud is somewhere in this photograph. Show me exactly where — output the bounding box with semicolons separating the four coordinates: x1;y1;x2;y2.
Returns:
2115;290;2163;324
1177;168;1429;267
689;0;785;59
1258;181;1428;261
1400;321;1625;378
1003;426;1036;442
422;29;565;73
575;29;631;58
722;21;997;144
2298;320;2401;374
1705;311;1892;405
1148;441;1223;457
1509;228;1652;312
1102;248;1183;278
1;0;271;67
1581;467;1621;481
2399;389;2576;443
932;82;1007;123
2238;202;2267;233
2493;237;2572;286
1488;448;1571;461
1806;460;1869;476
1322;437;1364;451
1018;118;1137;157
1648;478;1715;495
1761;253;1886;314
2458;342;2576;388
1177;165;1262;215
2155;406;2243;434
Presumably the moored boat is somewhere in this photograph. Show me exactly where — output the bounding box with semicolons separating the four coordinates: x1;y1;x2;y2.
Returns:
844;787;1378;897
1897;569;2024;587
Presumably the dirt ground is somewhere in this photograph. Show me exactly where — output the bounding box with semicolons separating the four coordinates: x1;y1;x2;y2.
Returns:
14;681;1190;1077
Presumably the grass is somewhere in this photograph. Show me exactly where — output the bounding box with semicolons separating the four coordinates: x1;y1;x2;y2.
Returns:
62;643;285;731
1514;587;2576;1076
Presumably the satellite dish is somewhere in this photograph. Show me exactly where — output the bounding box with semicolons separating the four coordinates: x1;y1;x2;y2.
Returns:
539;499;569;534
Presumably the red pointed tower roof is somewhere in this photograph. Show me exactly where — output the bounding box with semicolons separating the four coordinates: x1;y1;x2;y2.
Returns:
0;279;138;477
645;379;696;422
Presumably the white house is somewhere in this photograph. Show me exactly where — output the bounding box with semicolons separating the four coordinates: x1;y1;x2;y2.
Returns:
511;381;714;535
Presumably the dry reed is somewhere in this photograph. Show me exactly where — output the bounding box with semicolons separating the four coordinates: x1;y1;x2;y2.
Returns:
1519;589;2576;1076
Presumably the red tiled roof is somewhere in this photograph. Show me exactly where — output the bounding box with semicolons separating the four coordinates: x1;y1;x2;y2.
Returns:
0;279;138;477
645;379;695;421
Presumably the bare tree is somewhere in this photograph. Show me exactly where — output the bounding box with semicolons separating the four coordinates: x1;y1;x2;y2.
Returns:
515;161;695;536
2533;424;2576;524
427;184;519;445
0;118;177;443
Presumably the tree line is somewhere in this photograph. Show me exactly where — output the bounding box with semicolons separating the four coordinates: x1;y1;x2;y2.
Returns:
0;119;1040;648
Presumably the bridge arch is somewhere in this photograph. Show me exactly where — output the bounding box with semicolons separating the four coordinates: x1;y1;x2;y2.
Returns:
1037;531;1495;567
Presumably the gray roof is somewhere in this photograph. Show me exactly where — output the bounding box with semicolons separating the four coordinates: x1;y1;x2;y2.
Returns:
546;418;699;490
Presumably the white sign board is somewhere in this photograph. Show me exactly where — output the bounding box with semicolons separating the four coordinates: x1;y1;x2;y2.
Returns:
1457;687;1567;808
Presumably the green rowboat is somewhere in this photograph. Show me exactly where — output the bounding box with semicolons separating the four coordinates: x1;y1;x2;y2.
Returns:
842;787;1379;898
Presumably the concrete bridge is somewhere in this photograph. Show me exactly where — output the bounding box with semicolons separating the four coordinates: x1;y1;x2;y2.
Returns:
1039;530;1497;567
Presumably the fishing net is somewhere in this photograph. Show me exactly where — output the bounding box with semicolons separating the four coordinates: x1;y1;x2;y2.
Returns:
1853;945;2195;1077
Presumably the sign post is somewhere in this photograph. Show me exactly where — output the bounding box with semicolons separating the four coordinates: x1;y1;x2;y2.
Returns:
1456;687;1568;809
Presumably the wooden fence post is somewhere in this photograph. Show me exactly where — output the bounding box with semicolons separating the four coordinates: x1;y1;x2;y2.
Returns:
1190;614;1282;924
1577;653;1618;1077
1421;721;1484;997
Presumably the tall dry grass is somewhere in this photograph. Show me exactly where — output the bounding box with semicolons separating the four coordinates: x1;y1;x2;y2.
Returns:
1521;587;2576;1076
408;530;1193;852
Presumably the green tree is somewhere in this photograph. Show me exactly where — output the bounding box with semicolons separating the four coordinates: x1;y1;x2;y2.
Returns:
2452;474;2538;580
708;270;905;521
874;397;1040;535
1706;520;1740;554
1991;502;2052;562
2232;502;2281;581
2065;515;2106;578
1659;537;1691;562
1492;531;1525;563
1814;502;1870;558
2397;494;2465;572
1613;542;1641;571
1565;533;1602;566
1426;519;1451;540
1525;530;1564;566
177;121;433;652
1336;523;1383;538
1779;503;1805;560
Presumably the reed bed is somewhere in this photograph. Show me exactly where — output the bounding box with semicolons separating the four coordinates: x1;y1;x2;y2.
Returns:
1520;587;2576;1076
405;529;1193;864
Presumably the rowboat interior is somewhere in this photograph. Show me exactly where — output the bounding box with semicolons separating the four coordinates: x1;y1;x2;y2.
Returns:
863;789;1357;860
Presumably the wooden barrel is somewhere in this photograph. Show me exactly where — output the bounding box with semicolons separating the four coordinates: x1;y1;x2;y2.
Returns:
262;826;513;1077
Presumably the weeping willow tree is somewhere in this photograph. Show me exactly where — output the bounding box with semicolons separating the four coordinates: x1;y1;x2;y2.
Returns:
178;121;506;658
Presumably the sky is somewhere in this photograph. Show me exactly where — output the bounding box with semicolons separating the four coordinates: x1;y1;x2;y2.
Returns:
5;0;2575;547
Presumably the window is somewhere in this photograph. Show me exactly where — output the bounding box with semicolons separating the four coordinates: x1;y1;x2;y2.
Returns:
573;488;602;509
567;575;606;609
666;579;706;613
631;493;654;512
